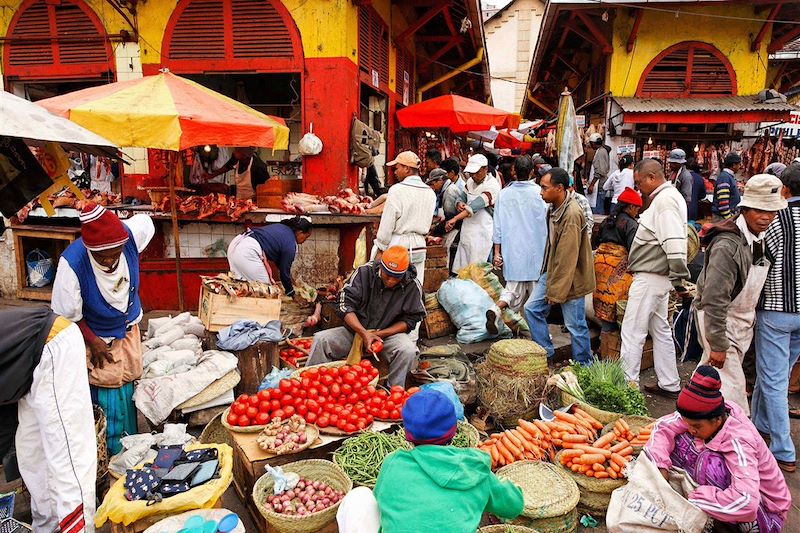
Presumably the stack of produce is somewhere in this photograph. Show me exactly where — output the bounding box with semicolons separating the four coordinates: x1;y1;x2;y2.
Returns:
600;415;656;453
256;415;317;455
496;461;580;533
280;338;312;368
264;477;344;516
201;273;282;298
476;339;549;426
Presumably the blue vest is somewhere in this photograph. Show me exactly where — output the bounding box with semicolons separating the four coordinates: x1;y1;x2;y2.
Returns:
62;228;141;339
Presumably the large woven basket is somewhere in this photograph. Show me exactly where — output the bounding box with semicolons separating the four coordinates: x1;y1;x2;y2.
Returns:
292;361;379;386
510;507;578;533
486;340;548;376
601;415;656;453
220;407;266;433
200;411;233;447
455;421;480;448
554;451;626;495
252;459;352;533
496;461;579;520
479;526;541;533
94;405;108;485
560;391;621;426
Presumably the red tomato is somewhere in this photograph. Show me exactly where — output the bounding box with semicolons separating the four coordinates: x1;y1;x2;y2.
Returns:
269;388;282;400
359;360;373;369
317;416;329;428
306;368;319;379
343;372;357;385
257;390;270;401
390;392;404;403
272;409;285;420
255;412;270;425
237;394;249;403
347;413;359;424
377;390;389;399
306;399;320;413
305;411;318;424
293;397;304;407
231;402;246;415
296;404;308;416
345;423;357;433
359;375;371;385
278;395;291;407
333;404;344;414
369;397;382;407
330;383;341;397
389;409;400;420
378;409;389;419
270;399;281;411
226;412;239;426
259;401;271;413
370;339;383;354
356;418;367;430
301;377;311;388
338;366;349;376
390;385;405;394
318;385;329;397
321;375;334;386
238;414;251;427
248;396;260;407
278;379;292;393
284;405;296;417
329;414;339;425
341;383;353;396
385;400;396;411
357;389;369;401
336;418;348;430
347;392;359;404
307;387;319;399
365;414;374;425
246;406;259;419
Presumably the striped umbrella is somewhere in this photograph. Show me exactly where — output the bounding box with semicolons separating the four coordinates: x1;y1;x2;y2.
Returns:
38;70;289;151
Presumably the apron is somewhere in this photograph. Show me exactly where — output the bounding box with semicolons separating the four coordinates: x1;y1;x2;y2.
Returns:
229;233;276;284
235;157;255;200
696;256;770;416
452;189;493;273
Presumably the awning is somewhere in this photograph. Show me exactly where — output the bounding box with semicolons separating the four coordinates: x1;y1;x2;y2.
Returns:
613;96;796;124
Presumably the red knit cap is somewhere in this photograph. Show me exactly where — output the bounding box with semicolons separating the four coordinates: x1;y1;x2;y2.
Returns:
617;187;642;207
80;203;129;251
677;365;725;419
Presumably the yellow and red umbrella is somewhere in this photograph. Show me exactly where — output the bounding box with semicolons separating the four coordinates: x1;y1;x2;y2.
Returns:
38;71;289;151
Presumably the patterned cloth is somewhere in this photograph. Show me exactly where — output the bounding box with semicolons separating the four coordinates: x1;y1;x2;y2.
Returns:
593;242;633;323
91;382;136;456
670;432;784;533
759;197;800;313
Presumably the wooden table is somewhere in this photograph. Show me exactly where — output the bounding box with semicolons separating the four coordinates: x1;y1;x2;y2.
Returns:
11;224;80;301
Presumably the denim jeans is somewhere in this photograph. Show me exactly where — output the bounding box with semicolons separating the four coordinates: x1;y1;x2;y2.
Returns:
592;188;607;215
524;273;592;364
752;310;800;462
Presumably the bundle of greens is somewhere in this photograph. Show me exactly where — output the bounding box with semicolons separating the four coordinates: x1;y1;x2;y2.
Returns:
570;358;648;416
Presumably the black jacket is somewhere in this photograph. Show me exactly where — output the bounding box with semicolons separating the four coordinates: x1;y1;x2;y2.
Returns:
336;262;426;333
596;211;638;251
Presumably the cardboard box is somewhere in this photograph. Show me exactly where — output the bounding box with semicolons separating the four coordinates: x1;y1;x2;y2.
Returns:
198;285;281;332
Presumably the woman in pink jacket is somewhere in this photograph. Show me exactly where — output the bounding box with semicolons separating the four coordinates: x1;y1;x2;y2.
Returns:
645;366;790;532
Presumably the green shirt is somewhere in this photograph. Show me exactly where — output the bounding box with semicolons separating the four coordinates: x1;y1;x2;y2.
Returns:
373;445;524;533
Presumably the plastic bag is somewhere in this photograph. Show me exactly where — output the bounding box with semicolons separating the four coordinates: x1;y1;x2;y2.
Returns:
457;262;529;333
606;454;709;533
26;249;54;288
265;464;300;495
298;123;323;156
420;382;464;421
258;367;295;391
437;279;511;344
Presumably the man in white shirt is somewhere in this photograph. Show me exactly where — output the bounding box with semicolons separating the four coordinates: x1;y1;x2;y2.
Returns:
51;203;154;455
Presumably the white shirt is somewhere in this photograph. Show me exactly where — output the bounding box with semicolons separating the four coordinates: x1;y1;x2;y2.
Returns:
374;175;437;259
735;214;764;249
51;214;155;341
603;168;635;204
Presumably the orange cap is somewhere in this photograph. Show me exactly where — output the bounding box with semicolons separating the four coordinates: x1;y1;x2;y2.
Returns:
381;246;409;276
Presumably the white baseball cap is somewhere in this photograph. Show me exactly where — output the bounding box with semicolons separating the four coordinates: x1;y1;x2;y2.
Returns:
464;154;489;174
588;133;603;143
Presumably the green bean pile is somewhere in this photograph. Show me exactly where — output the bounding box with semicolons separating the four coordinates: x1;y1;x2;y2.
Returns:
332;431;411;487
450;426;472;448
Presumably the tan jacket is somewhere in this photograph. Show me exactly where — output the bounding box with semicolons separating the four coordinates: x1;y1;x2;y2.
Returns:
543;193;596;303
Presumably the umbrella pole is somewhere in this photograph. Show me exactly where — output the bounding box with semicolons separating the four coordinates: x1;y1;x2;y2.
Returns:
167;151;185;311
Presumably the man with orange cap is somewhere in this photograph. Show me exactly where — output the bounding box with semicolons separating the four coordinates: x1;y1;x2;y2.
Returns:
306;246;426;387
51;203;154;455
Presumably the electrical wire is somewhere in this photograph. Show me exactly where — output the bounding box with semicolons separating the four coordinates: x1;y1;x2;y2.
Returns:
578;0;800;25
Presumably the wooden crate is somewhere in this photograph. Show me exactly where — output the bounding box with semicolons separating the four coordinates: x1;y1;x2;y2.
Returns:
421;308;456;339
599;330;654;371
231;341;280;395
255;179;301;209
198;285;282;332
423;245;449;293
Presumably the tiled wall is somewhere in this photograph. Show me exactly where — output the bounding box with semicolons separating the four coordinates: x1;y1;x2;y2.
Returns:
114;43;150;176
162;222;341;282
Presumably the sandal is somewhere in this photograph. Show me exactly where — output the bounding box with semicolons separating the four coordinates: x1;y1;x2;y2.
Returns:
789;408;800;420
777;460;796;473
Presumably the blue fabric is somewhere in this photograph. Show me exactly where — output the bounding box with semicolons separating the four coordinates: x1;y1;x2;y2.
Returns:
492;181;547;282
688;171;705;221
216;319;284;351
62;228;141;339
245;224;297;295
92;382;136;456
752;310;800;462
437;279;511;344
523;272;592;364
401;389;457;443
420;382;465;421
592;190;607;215
711;170;741;216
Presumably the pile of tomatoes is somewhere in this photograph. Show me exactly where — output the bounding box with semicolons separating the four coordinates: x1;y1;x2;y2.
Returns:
279;338;313;368
225;360;420;433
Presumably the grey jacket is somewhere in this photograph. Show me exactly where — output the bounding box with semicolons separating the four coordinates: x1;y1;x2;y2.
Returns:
672;166;693;207
695;216;755;352
337;261;426;333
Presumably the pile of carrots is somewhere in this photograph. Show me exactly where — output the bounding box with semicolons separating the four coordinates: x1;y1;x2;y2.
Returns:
627;421;654;447
558;424;635;479
477;408;606;470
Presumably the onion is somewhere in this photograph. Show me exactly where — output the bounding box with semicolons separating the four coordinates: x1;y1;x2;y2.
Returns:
301;495;310;504
324;486;332;495
322;497;331;506
298;434;307;444
312;481;321;489
297;481;306;490
273;503;283;512
274;439;283;446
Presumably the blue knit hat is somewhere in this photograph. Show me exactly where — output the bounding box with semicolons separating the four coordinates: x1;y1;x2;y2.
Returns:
402;389;457;445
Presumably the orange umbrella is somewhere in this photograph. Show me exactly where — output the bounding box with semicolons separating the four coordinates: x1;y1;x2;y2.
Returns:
397;94;519;133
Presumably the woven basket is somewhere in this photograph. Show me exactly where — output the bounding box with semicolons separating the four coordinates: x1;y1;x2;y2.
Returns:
291;361;379;387
601;415;656;453
455;421;480;448
479;525;541;533
94;405;108;484
220;407;266;433
252;459;352;533
486;340;548;376
560;391;621;426
575;490;613;517
554;451;626;495
178;370;240;410
200;411;233;448
496;461;579;519
510;507;578;533
477;363;545;427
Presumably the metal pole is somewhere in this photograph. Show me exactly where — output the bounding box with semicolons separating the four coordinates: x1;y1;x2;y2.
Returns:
167;151;185;311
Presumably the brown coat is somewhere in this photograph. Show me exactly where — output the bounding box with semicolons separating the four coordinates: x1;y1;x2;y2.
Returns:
543;193;596;303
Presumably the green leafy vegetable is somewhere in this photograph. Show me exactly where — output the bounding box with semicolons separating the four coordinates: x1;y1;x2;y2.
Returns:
571;358;648;416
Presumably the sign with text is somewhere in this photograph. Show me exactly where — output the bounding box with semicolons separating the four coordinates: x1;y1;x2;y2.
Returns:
759;110;800;138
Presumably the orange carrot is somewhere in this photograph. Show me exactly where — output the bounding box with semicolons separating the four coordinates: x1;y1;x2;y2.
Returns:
573;408;604;429
618;446;634;457
607;467;618;479
505;430;525;448
581;446;613;458
579;453;606;465
563;434;589;443
534;420;551;435
571;464;581;472
610;453;628;468
515;425;536;441
553;410;581;425
593;432;616;448
608;461;621;473
501;435;523;459
495;440;515;464
619;419;631;432
552;438;563;447
586;469;595;477
594;471;610;479
610;440;631;453
592;463;606;472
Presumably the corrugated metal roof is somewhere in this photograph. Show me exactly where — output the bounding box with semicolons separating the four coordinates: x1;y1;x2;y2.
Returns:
613;96;797;113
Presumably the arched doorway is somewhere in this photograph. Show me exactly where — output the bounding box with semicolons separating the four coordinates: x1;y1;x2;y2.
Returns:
636;41;737;98
3;0;114;87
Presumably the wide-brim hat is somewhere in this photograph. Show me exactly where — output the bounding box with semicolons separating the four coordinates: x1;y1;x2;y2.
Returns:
738;174;788;212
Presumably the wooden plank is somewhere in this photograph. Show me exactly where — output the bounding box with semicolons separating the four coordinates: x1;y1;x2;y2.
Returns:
198;286;282;332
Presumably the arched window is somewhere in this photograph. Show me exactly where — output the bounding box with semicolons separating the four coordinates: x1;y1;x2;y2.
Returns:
3;0;113;80
636;42;736;98
162;0;303;73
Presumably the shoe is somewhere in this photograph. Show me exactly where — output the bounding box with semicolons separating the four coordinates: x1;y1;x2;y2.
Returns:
777;460;796;473
759;431;771;446
789;408;800;419
644;384;680;400
486;305;502;335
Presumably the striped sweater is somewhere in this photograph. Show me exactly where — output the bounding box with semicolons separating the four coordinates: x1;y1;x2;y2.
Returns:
628;182;689;284
759;198;800;313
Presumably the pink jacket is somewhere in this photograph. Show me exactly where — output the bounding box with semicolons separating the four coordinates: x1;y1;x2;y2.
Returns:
645;402;791;523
